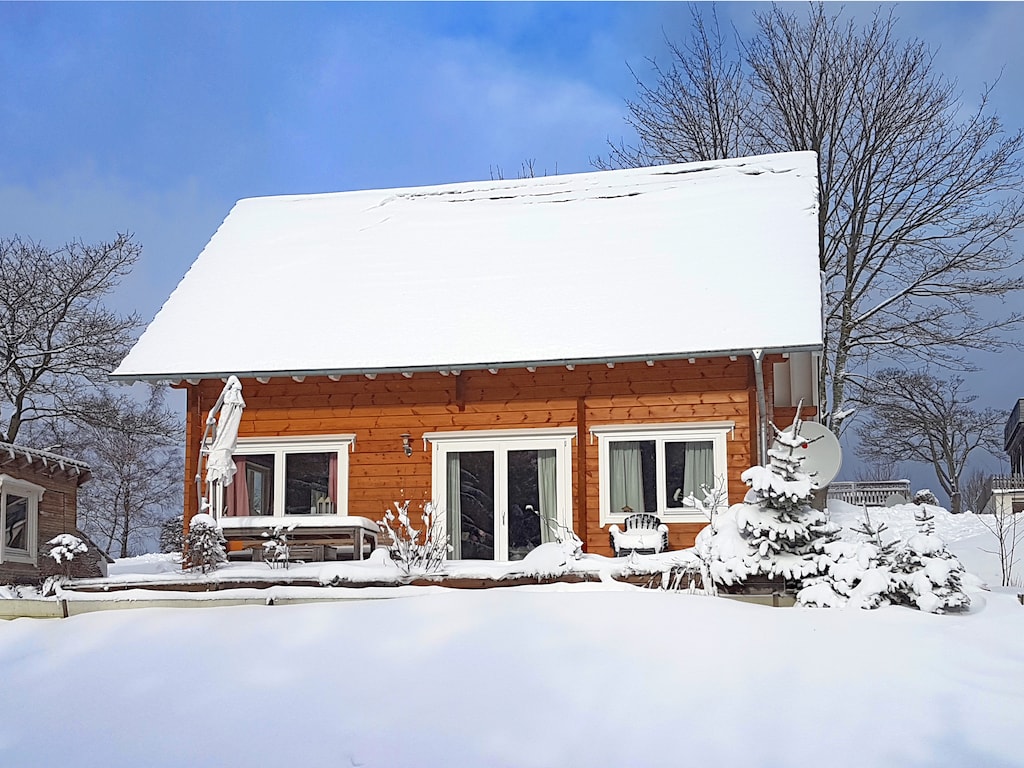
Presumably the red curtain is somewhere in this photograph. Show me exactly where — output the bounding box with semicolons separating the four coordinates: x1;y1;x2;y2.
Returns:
328;453;338;506
227;457;250;516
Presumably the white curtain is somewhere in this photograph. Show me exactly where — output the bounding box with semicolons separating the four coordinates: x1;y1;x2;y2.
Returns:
537;449;557;544
610;441;645;513
446;453;462;559
682;441;714;497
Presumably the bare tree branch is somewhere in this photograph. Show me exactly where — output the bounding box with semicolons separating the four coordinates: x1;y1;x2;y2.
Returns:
855;369;1004;513
597;3;1024;433
0;234;142;443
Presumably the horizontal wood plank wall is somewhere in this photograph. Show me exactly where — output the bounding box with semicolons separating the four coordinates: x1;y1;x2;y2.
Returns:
182;357;772;555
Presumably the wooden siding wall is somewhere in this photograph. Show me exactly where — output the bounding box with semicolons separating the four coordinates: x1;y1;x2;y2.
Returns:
0;465;88;584
183;357;782;555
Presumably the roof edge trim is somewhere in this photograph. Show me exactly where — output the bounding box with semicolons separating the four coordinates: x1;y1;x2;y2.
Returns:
110;344;823;384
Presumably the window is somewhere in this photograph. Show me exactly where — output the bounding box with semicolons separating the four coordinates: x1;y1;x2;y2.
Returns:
216;435;355;522
592;423;733;524
425;428;575;561
0;474;44;565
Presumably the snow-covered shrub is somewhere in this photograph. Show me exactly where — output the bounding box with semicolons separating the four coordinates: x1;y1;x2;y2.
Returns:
543;519;584;561
262;525;294;569
913;489;940;507
160;514;185;554
799;507;971;613
184;513;227;573
45;534;88;581
682;482;728;595
799;510;899;609
702;414;838;591
890;508;970;613
379;501;449;577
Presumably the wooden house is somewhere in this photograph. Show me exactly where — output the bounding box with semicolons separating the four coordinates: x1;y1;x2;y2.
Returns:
112;152;823;559
0;442;107;583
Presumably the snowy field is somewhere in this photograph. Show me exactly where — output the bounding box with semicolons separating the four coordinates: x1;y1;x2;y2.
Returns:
2;505;1023;767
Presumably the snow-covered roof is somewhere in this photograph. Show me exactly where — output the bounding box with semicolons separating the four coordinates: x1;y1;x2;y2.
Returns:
113;152;822;381
0;441;92;482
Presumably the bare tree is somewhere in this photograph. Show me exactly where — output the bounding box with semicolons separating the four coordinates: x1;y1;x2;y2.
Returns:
856;369;1003;513
977;497;1023;587
0;234;141;443
58;385;184;558
853;458;903;484
960;466;992;515
598;4;1024;430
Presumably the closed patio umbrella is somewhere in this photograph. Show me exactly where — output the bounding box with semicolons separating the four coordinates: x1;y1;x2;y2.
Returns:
201;376;246;515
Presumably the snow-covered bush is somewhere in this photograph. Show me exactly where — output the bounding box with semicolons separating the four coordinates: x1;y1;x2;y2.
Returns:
890;508;970;613
379;501;449;577
913;489;939;506
262;525;294;569
800;510;899;609
159;514;185;554
683;482;728;595
543;519;584;561
45;534;88;580
184;513;227;573
701;415;838;591
799;507;971;613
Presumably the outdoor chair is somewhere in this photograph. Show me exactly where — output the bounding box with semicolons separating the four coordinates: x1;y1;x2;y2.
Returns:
608;511;669;556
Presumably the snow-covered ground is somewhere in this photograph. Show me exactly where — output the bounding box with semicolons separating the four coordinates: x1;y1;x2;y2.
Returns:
1;503;1022;767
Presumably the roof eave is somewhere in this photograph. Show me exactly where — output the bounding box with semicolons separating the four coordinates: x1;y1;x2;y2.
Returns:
109;343;824;384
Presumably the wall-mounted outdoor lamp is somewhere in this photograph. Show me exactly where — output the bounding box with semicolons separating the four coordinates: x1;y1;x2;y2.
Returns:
401;433;413;457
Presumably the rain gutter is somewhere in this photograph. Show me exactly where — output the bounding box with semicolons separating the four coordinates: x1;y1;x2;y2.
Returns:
109;344;823;385
751;349;768;466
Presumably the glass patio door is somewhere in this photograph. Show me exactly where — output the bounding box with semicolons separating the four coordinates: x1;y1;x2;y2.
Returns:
431;430;573;561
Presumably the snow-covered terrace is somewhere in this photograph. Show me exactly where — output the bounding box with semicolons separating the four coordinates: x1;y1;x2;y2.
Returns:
112;151;822;382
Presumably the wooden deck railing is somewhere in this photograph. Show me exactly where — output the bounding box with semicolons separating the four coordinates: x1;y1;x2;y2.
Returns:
986;475;1024;492
826;480;912;507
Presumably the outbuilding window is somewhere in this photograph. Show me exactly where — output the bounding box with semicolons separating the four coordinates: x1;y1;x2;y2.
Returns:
0;474;44;565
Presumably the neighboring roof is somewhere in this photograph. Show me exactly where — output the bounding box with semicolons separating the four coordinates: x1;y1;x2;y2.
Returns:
0;442;92;484
113;151;822;381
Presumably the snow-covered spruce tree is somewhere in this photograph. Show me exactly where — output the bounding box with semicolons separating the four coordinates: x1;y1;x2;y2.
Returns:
703;415;838;591
890;507;970;613
184;513;227;574
801;505;971;612
800;509;902;609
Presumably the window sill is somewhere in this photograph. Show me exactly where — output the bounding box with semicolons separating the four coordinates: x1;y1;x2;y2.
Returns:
0;551;36;565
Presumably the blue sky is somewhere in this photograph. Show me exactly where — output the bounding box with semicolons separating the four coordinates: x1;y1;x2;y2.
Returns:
3;2;1023;483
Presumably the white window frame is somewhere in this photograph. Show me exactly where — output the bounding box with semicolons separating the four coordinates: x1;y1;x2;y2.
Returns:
218;434;355;525
425;428;575;561
591;422;733;525
0;474;44;565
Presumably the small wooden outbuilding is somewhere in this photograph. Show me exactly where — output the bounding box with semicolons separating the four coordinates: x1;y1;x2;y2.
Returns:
0;442;107;584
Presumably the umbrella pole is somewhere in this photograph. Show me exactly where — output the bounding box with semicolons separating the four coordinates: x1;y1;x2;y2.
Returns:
195;386;228;518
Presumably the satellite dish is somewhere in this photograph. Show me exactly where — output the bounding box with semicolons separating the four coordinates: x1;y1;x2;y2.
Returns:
779;420;843;488
885;493;908;507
